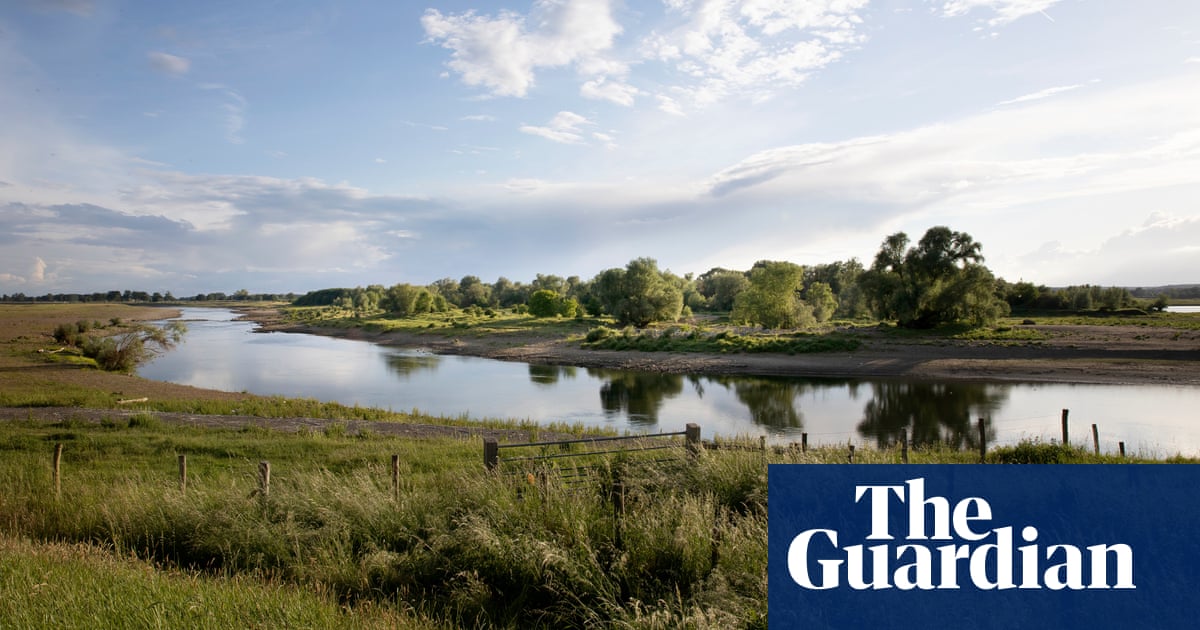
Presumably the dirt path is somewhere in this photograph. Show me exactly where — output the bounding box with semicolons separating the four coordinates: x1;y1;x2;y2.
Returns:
0;406;573;442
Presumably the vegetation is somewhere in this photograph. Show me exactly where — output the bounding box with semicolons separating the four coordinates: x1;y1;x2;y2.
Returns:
2;416;1183;628
591;258;685;328
860;226;1010;328
583;324;861;355
731;261;813;329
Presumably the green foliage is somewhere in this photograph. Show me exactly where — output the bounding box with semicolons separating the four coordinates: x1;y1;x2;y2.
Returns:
730;261;813;329
591;258;684;327
859;226;1009;328
804;281;838;323
988;440;1087;464
583;325;861;355
80;321;187;372
527;289;577;318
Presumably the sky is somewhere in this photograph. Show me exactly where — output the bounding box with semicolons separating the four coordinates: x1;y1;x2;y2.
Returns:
1;0;1198;296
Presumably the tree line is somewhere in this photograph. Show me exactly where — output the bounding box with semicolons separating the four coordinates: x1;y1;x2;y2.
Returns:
3;226;1175;329
293;226;1173;330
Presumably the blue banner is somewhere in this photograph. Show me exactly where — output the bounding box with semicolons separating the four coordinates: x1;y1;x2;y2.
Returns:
768;465;1200;629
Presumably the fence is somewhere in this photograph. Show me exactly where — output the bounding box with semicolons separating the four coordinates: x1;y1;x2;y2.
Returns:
39;410;1142;503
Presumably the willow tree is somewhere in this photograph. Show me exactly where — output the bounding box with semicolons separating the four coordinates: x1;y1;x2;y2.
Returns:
731;261;813;329
859;226;1008;328
591;258;683;327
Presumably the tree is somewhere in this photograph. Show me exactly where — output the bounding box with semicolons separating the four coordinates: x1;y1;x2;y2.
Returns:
83;321;186;372
527;289;577;318
859;226;1008;328
731;261;813;329
696;269;750;311
591;258;683;327
805;281;838;323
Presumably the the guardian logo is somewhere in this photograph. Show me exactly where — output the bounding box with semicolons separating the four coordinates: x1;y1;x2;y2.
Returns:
787;478;1135;591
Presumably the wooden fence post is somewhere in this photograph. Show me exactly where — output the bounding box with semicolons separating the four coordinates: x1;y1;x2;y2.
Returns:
978;418;987;463
53;443;63;499
258;461;270;498
801;432;808;453
848;444;855;463
178;454;187;493
1091;424;1100;456
391;454;400;501
760;435;767;454
1061;409;1070;446
900;429;909;464
483;438;499;471
685;423;701;457
1119;441;1126;458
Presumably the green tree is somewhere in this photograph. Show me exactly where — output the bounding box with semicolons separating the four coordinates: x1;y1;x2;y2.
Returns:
696;269;750;311
591;258;683;327
527;289;565;318
82;321;186;372
731;261;813;329
805;281;838;323
859;226;1008;328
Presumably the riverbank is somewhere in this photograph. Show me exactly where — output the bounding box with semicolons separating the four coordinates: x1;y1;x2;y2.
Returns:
239;307;1200;386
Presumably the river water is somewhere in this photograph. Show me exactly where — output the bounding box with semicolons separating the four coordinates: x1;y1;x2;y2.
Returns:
139;308;1200;455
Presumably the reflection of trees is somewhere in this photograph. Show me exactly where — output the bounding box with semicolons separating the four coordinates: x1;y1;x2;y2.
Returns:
384;352;441;379
528;364;577;387
705;375;808;431
857;382;1009;448
589;368;684;428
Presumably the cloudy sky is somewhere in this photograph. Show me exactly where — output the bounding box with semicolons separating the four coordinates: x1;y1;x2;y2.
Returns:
2;0;1198;296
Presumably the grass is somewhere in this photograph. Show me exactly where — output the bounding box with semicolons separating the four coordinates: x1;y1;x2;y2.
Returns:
2;418;1192;628
581;324;862;354
0;536;429;629
3;302;1198;627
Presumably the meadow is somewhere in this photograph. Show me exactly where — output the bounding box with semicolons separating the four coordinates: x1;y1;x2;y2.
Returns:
1;302;1196;628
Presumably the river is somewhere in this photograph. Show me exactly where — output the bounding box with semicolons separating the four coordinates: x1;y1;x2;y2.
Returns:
139;308;1200;455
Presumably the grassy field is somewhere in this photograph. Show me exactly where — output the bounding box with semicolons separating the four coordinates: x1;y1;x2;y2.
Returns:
2;302;1197;628
0;414;1166;629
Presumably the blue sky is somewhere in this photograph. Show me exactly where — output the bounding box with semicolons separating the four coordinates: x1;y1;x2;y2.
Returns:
2;0;1198;296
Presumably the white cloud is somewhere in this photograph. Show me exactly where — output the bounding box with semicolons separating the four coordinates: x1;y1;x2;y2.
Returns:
30;256;47;282
1187;57;1200;64
939;0;1063;27
461;114;497;121
995;83;1086;106
580;77;639;106
643;0;869;111
519;110;592;144
199;85;246;144
147;52;190;76
421;0;622;98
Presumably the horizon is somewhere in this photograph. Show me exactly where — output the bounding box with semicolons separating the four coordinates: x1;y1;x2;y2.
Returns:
2;1;1198;296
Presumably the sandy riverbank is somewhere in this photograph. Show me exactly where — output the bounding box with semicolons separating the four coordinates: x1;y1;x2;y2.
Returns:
238;308;1200;387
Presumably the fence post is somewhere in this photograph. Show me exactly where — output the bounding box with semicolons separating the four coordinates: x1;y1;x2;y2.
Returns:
258;461;270;498
760;435;767;454
848;444;855;463
801;432;808;453
978;418;986;463
1091;424;1100;456
391;454;400;501
53;443;63;499
1061;409;1070;446
900;429;908;464
1119;441;1126;458
483;438;499;471
178;454;187;493
685;423;701;457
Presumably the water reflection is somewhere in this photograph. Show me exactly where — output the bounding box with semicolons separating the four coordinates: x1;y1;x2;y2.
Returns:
385;352;441;378
858;382;1009;448
529;364;578;386
705;375;812;430
590;368;685;427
